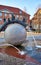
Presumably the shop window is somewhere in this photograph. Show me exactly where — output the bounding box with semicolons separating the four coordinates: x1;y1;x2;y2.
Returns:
15;15;19;20
4;13;7;16
9;14;12;17
0;12;2;16
34;24;38;29
0;25;2;28
19;15;23;21
0;18;2;21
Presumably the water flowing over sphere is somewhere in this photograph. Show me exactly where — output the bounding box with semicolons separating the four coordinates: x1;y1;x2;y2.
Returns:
4;23;27;45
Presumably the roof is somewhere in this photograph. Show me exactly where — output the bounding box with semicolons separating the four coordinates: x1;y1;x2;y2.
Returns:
0;5;30;16
31;8;41;20
34;8;41;15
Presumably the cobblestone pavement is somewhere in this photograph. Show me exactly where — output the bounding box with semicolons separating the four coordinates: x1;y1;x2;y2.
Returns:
0;53;40;65
0;32;41;65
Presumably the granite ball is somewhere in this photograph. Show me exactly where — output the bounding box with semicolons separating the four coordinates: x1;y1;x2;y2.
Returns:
4;23;27;45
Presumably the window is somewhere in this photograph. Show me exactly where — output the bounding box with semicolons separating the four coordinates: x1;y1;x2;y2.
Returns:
20;15;22;18
40;25;41;29
4;13;7;16
19;15;23;21
0;25;2;28
9;14;12;17
15;15;19;20
19;10;22;14
34;24;38;29
0;18;2;21
0;12;2;16
38;13;41;18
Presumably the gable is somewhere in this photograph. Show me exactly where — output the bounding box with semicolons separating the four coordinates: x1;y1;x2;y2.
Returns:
37;9;41;14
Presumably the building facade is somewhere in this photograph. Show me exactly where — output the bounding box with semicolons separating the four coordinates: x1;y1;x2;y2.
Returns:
31;8;41;32
0;5;30;27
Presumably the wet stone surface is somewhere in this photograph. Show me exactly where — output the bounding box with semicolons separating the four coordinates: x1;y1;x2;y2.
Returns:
0;53;40;65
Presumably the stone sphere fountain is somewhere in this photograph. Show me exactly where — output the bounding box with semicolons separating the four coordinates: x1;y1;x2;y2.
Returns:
4;23;27;45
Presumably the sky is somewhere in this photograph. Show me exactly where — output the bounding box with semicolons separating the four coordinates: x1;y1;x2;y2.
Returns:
0;0;41;19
